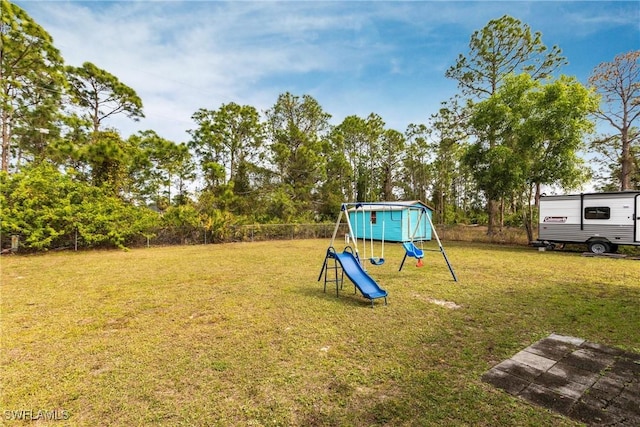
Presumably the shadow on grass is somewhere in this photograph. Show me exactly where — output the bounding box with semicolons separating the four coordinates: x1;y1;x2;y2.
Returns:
299;280;388;308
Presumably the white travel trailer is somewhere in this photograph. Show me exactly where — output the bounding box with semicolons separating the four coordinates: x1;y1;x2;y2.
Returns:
537;191;640;253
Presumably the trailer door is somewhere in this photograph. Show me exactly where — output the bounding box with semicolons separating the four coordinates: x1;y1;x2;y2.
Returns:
636;194;640;242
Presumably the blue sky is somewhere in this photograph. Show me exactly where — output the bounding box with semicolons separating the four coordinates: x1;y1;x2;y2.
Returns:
15;1;640;144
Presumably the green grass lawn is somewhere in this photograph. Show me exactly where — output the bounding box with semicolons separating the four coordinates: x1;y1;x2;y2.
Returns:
1;240;639;426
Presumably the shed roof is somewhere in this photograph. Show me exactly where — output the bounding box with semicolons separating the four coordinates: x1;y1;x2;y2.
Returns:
346;200;433;212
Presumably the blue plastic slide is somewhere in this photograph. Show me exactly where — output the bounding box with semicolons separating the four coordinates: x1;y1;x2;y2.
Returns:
333;250;388;305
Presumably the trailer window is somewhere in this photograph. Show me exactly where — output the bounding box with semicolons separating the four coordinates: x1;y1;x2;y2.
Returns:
371;211;377;224
584;207;610;220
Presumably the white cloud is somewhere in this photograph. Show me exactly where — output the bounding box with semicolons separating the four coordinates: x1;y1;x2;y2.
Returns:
13;0;640;143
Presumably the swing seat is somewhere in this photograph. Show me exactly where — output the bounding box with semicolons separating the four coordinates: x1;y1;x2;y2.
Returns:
369;257;385;266
399;242;424;271
402;242;424;259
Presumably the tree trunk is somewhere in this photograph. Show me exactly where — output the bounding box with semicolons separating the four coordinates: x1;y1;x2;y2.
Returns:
0;51;6;172
1;111;10;172
621;126;632;190
526;184;535;243
487;198;500;235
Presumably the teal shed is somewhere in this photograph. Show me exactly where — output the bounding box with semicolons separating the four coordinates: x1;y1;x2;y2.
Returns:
347;201;433;243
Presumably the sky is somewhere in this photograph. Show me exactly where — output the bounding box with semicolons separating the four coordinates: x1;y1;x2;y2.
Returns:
14;1;640;145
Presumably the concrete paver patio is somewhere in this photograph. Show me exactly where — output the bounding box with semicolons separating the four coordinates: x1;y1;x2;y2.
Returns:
482;334;640;426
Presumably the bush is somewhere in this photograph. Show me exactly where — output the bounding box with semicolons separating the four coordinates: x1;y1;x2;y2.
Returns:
0;164;160;251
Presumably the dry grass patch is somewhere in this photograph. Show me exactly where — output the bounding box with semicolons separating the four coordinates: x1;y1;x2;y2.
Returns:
1;240;638;426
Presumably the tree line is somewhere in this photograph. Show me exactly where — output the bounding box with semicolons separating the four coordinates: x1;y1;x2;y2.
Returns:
1;1;638;250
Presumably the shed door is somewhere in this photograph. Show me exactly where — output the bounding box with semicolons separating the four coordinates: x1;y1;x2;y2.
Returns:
636;195;640;242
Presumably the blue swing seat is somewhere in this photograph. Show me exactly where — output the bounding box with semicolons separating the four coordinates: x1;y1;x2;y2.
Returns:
369;257;385;266
402;242;423;259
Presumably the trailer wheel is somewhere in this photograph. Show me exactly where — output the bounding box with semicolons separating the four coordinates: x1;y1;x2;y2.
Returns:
588;240;610;254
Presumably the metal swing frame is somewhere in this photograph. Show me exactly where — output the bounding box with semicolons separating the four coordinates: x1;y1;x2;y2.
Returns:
326;202;457;282
399;206;457;281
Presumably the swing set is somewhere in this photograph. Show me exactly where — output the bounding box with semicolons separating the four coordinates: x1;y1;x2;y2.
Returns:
318;201;457;306
323;201;458;279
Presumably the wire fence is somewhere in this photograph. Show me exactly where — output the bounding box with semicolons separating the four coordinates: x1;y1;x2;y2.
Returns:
146;223;530;246
140;223;352;247
230;223;348;242
3;222;532;252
